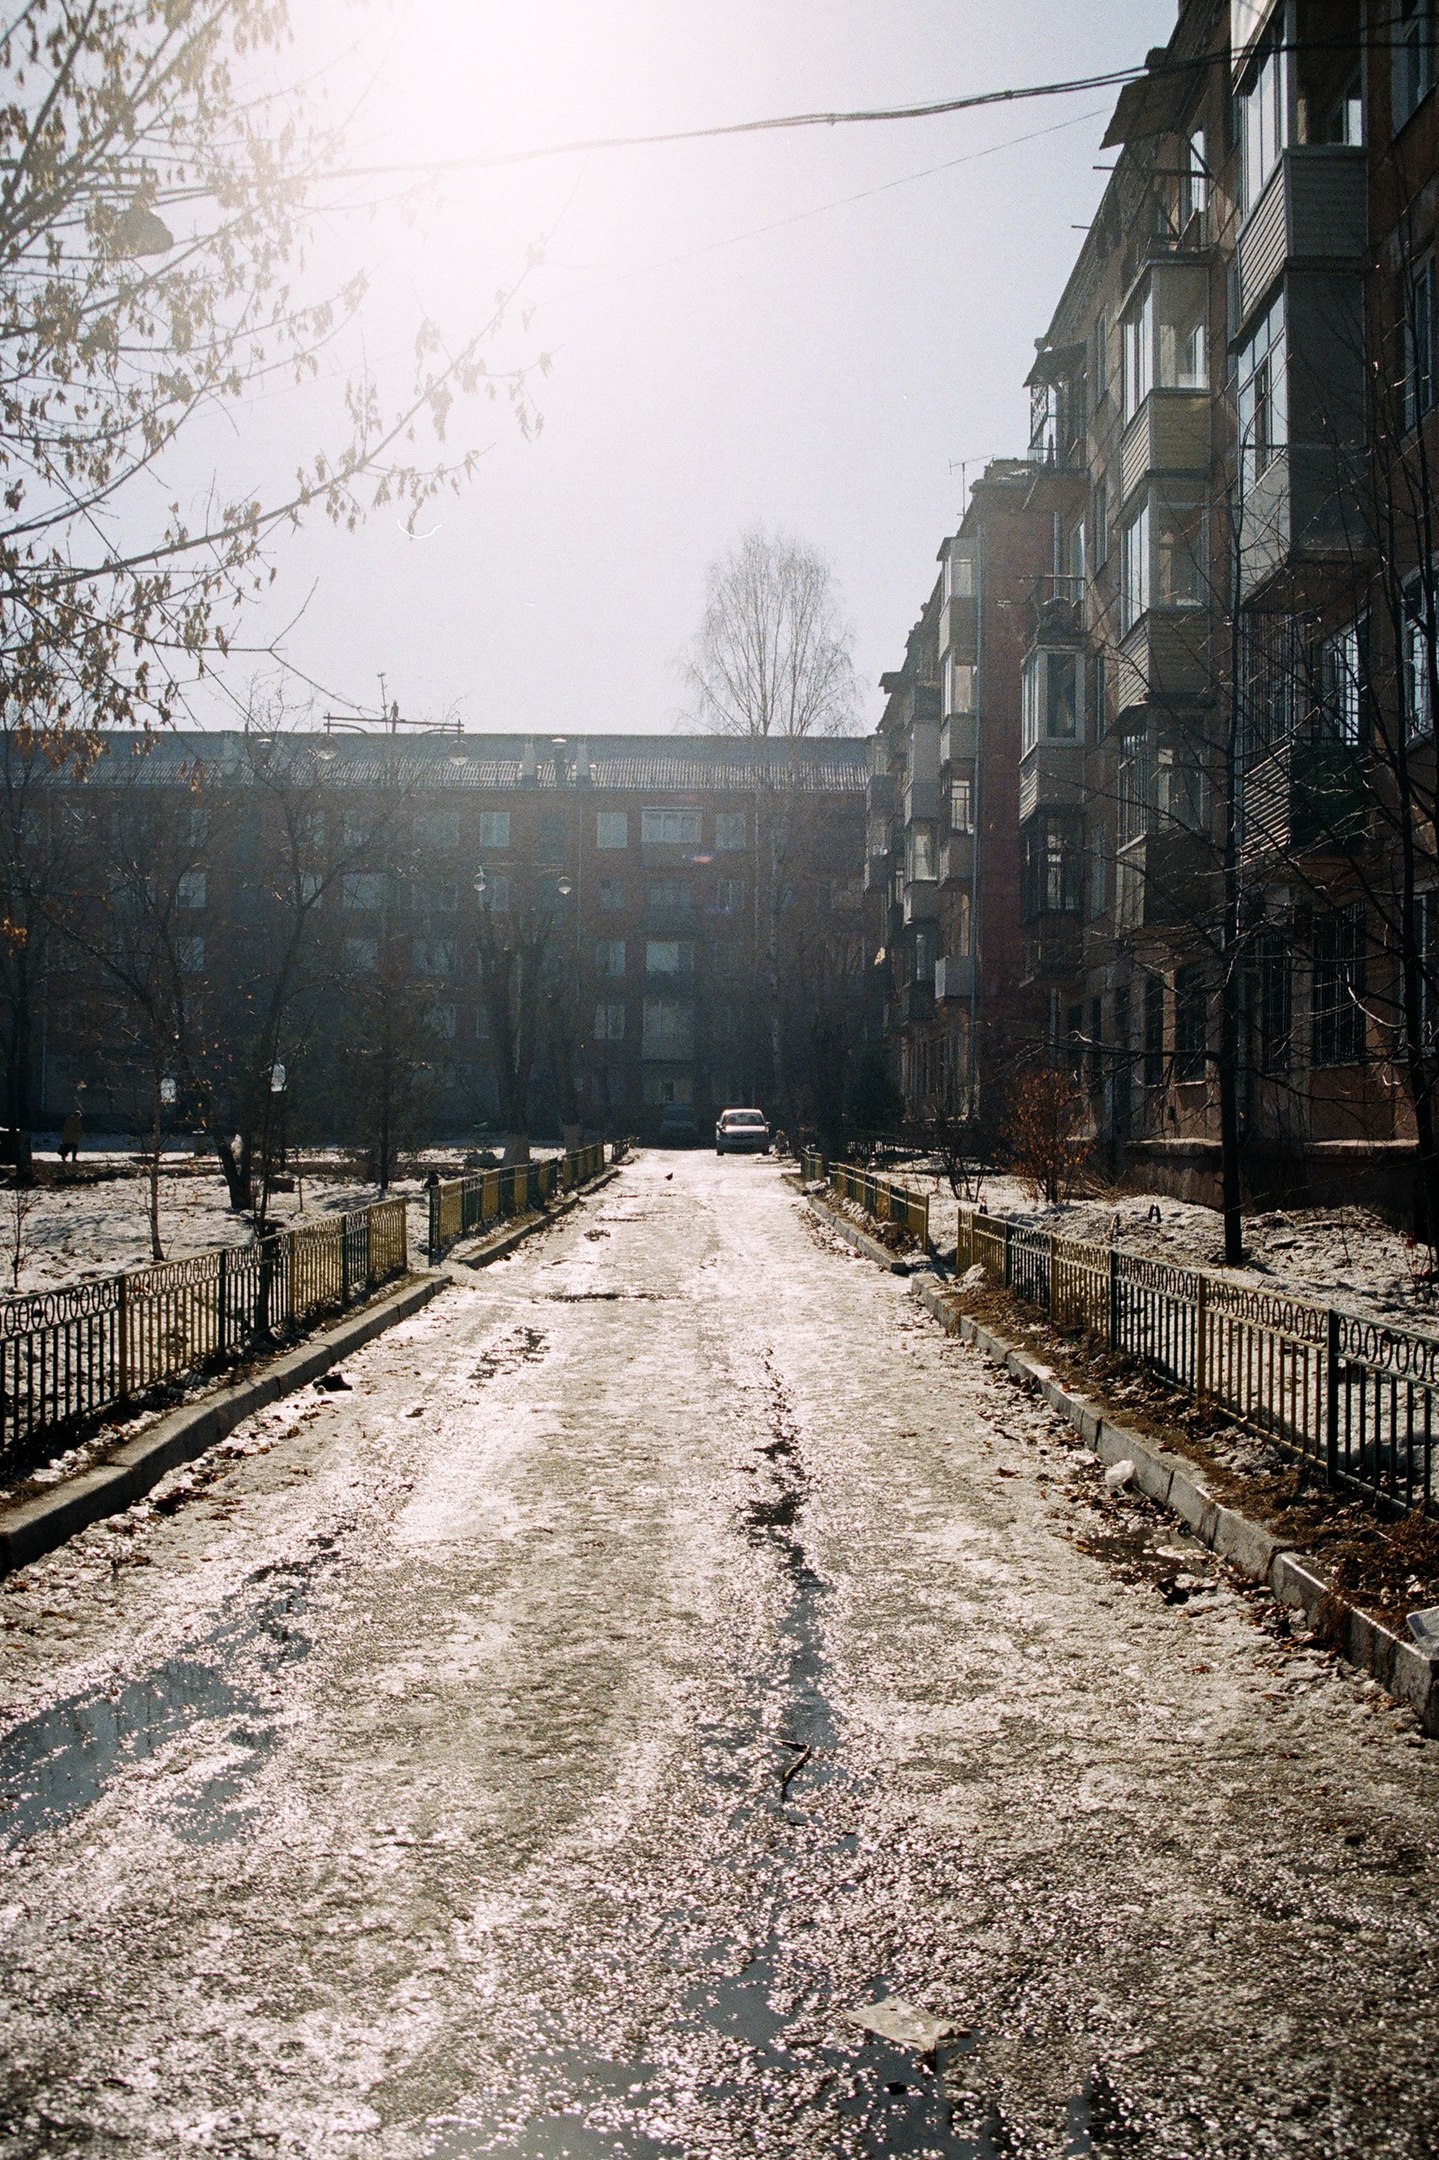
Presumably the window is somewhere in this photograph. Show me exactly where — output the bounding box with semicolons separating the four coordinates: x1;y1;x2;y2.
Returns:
178;871;206;910
947;550;975;600
1173;965;1208;1082
1319;621;1365;746
643;1068;693;1105
641;808;702;846
594;1001;626;1042
1118;736;1151;846
948;660;976;714
1024;814;1083;916
596;811;628;850
646;939;694;976
1313;904;1367;1066
412;939;456;976
1156;747;1209;834
1404;575;1434;738
715;877;745;914
433;1005;457;1042
1092;477;1109;571
1181;127;1210;227
598;877;626;912
715;811;748;851
950;777;975;834
1241;24;1288;216
1122;289;1153;420
1022;649;1083;750
1068;520;1086;586
430;881;459;914
1121;503;1152;631
1252;927;1292;1074
177;935;205;975
1144;974;1166;1087
1238;294;1287;494
595;939;626;979
342;873;383;912
1401;254;1436;434
1089;824;1108;917
477;873;510;913
1093;309;1110;404
646;876;695;917
421;811;461;851
1156;502;1206;609
909;825;937;882
1395;0;1436;129
343;936;377;973
952;889;973;957
642;999;696;1057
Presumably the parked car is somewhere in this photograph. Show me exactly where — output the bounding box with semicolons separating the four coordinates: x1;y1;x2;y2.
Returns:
715;1107;771;1156
657;1102;699;1146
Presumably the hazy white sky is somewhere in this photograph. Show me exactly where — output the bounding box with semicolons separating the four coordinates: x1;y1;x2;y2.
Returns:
193;0;1178;738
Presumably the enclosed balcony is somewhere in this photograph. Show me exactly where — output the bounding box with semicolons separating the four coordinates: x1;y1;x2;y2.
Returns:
1237;145;1365;327
1241;732;1369;862
934;954;976;1002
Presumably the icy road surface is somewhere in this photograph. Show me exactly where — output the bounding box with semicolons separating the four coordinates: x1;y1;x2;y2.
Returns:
0;1152;1437;2158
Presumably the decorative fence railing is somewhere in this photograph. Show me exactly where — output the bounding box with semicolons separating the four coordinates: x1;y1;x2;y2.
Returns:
827;1164;931;1250
799;1148;826;1184
956;1206;1439;1520
0;1197;409;1477
427;1143;608;1265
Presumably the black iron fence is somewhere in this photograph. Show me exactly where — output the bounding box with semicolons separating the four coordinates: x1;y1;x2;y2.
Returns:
826;1164;931;1250
0;1197;409;1477
957;1207;1439;1519
427;1144;608;1265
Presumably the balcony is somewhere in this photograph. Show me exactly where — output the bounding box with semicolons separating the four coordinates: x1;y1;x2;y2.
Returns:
1118;392;1210;508
902;978;935;1025
1019;741;1085;823
940;714;978;767
938;830;974;886
1022;921;1084;984
1027;575;1085;643
1114;830;1210;931
866;769;896;815
934;954;976;1003
903;776;941;825
1241;734;1369;863
902;879;940;926
941;592;978;664
1237;146;1366;328
1112;609;1210;718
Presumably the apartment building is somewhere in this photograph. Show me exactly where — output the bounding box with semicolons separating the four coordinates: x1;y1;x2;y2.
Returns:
27;731;867;1149
869;462;1050;1124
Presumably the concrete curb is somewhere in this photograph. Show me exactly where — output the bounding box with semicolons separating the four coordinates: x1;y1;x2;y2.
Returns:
909;1273;1439;1736
803;1189;925;1277
0;1272;449;1579
449;1165;621;1271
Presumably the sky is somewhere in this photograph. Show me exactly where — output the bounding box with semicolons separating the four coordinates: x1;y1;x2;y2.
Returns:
186;0;1179;740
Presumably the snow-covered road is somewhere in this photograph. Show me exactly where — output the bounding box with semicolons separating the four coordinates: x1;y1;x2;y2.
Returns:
0;1153;1436;2158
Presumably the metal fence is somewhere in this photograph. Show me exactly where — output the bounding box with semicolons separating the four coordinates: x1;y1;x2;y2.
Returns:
957;1206;1439;1519
827;1164;931;1250
427;1143;608;1265
0;1197;409;1477
799;1148;826;1184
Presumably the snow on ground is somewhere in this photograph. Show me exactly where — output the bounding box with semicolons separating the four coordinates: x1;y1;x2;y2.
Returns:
882;1164;1435;1334
6;1141;563;1297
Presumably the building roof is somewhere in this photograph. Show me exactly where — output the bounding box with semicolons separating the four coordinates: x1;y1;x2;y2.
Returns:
80;730;871;796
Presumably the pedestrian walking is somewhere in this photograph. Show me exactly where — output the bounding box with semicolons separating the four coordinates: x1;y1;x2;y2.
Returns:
59;1110;83;1164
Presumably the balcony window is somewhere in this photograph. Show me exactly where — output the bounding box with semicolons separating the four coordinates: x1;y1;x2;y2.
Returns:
909;825;937;882
1092;476;1109;570
478;873;510;913
178;871;206;910
596;811;628;850
594;939;626;979
646;939;694;977
1157;502;1206;608
1122;290;1153;420
477;810;510;849
646;876;695;917
1180;128;1210;227
715;877;745;914
1022;648;1083;751
1238;291;1287;494
947;659;976;715
715;811;748;851
598;876;626;912
1319;620;1366;746
1403;574;1435;739
1174;965;1208;1082
1401;253;1436;434
952;889;973;958
1156;747;1209;833
946;550;975;601
1240;21;1290;217
1313;903;1367;1065
594;1001;626;1042
950;777;974;834
641;807;702;846
1118;737;1151;845
642;998;696;1058
1024;813;1083;917
1121;503;1151;632
1395;0;1436;130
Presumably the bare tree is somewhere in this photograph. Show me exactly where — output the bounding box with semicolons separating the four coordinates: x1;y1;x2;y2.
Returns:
474;865;565;1163
686;529;858;741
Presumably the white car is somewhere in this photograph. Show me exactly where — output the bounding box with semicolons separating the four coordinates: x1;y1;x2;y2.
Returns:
715;1108;771;1156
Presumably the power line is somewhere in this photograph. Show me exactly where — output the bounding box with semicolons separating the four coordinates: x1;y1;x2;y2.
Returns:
314;62;1162;184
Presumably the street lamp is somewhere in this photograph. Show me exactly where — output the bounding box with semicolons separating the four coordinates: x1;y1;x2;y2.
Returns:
472;865;487;900
557;874;573;899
